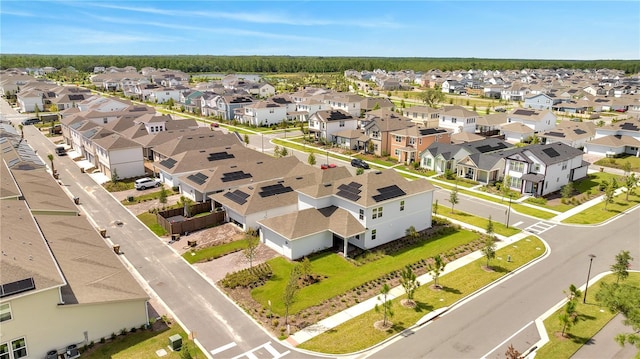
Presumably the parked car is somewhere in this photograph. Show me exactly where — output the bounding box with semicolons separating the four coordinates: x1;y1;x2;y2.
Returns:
210;122;219;128
320;163;337;170
350;158;369;169
21;118;40;125
55;146;66;156
134;177;161;190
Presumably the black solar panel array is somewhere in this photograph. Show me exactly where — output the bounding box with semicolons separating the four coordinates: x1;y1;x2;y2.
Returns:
68;94;85;101
0;277;35;298
542;147;560;158
221;171;252;182
224;189;250;205
207;152;235;161
187;172;209;185
258;183;294;197
514;109;536;116
328;110;351;120
546;132;566;137
336;181;362;202
159;158;177;169
373;185;406;202
621;122;639;131
573;129;586;135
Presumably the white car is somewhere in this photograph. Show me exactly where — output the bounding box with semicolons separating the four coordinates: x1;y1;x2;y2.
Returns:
134;177;161;190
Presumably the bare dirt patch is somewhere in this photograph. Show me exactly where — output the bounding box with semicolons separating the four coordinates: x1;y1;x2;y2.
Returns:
373;320;394;331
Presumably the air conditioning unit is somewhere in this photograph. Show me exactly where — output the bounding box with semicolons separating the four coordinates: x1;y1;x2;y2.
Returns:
46;350;58;359
168;334;182;351
66;344;80;359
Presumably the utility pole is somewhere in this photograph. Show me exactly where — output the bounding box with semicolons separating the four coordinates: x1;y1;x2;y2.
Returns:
583;254;596;304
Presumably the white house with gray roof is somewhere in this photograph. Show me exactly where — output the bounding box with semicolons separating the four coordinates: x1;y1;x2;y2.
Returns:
258;170;435;259
506;108;557;132
584;118;640;157
307;109;359;142
438;106;478;134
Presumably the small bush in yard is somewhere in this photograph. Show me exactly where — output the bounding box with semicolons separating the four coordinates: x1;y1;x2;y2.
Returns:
221;263;273;289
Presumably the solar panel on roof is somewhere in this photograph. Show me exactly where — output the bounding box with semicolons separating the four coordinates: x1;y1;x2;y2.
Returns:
573;129;586;135
336;181;363;201
513;109;536;116
621;123;639;131
223;189;250;205
186;172;209;185
207;152;235;161
542;147;560;158
0;277;35;298
258;183;293;197
68;94;84;101
221;171;252;182
373;185;406;202
159;158;177;169
547;132;566;137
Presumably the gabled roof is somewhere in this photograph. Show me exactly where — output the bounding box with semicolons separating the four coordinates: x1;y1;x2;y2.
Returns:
493;143;585;165
154;144;266;175
311;109;357;122
92;133;140;150
540;121;595;141
440;105;479;118
587;135;640;147
501;122;535;134
151;131;241;158
508;108;553;122
364;108;414;132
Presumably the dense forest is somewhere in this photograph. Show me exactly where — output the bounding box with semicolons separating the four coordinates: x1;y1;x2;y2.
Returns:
1;54;639;74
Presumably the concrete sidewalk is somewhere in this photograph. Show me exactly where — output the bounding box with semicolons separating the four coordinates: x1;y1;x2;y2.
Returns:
550;186;629;222
288;230;532;346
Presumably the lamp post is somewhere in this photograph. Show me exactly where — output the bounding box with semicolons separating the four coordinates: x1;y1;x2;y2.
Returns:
584;254;596;304
505;194;513;228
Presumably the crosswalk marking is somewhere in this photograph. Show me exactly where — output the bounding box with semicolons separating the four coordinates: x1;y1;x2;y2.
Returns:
210;342;237;356
230;341;290;359
525;221;556;235
512;221;523;227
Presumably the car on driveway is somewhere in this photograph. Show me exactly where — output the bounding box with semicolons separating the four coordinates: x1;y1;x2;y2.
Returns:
21;118;40;125
320;163;337;170
351;158;370;169
134;177;161;190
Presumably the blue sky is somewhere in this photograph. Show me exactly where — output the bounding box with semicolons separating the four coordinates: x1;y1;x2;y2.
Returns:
1;1;638;60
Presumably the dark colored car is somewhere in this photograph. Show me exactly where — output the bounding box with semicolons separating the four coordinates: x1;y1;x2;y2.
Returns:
55;146;67;156
21;118;40;125
351;158;370;169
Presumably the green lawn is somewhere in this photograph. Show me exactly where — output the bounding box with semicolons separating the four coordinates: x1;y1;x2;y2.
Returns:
594;156;640;172
442;210;521;237
183;239;248;264
137;212;168;237
81;324;204;359
122;188;177;205
562;192;640;224
252;229;480;316
299;236;545;354
573;172;624;193
534;273;640;359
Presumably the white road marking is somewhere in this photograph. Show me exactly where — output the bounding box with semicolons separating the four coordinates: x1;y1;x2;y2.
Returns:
481;321;535;358
210;342;237;356
230;342;290;359
512;221;523;227
525;221;556;234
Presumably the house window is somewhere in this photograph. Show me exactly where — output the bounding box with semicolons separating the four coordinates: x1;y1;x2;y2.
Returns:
359;209;364;220
395;149;400;157
409;138;416;145
11;338;27;359
451;118;457;123
509;161;524;173
372;207;383;219
371;229;377;240
372;131;379;138
395;136;402;143
339;120;345;127
103;118;108;124
534;164;540;172
400;200;405;211
0;303;11;322
426;158;432;167
0;343;8;359
509;177;522;188
562;161;568;170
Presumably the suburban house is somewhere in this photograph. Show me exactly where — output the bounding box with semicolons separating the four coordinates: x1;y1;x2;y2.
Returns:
258;170;435;259
203;94;254;120
151;131;241;163
236;100;287;127
16;89;44;113
322;93;364;117
388;126;452;164
506;108;557;132
363;108;415;156
539;121;596;149
476;113;507;136
210;166;352;231
498;143;589;196
584;118;640;157
360;97;395;112
419;138;512;174
148;87;182;104
307;109;359;142
500;122;536;143
523;93;556;110
438;106;479;134
455;152;506;184
295;99;327;122
92;133;146;179
501;84;530;101
401;105;440;128
332;129;369;151
0;130;148;359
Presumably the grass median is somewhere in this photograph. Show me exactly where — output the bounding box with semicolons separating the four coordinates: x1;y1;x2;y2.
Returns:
534;273;640;359
562;192;640;224
298;236;545;354
441;210;521;237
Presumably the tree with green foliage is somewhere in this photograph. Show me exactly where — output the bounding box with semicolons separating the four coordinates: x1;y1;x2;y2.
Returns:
243;133;250;145
165;98;175;109
427;254;446;288
433;199;439;215
596;281;640;349
624;173;637;201
449;187;459;213
501;175;512;202
405;225;418;239
419;86;445;107
300;257;313;282
372;102;381;111
158;186;168;208
486;215;494;236
283;265;301;327
280;146;288;157
273;145;281;158
622;161;632;176
180;343;193;359
356;167;364;175
485;106;491;115
611;250;633;284
482;236;497;269
400;266;420;305
559;299;579;338
604;183;615;210
561;181;574;199
375;283;393;327
564;283;583;302
111;168;119;183
367;140;375;154
243;235;260;268
18;124;23;139
307;152;316;166
47;153;55;175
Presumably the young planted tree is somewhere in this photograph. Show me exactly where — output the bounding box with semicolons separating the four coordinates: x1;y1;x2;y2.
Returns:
559;299;579;337
273;145;281;158
611;250;633;284
158;186;168;209
280;147;288;157
501;175;512;202
564;283;583;302
433;199;439;215
18;124;24;139
283;265;301;327
427;254;446;289
111;168;119;183
561;182;574;199
622;160;632;176
300;256;313;283
504;344;522;359
367;140;375;154
405;225;418;239
374;283;394;327
307;152;316;166
624;173;637;201
243;235;260;268
47;153;55;174
243;133;250;145
482;236;497;269
486;215;494;236
399;266;420;306
449;187;459;213
603;183;615;210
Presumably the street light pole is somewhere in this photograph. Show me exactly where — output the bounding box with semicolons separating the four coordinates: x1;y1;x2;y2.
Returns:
505;195;513;228
583;254;596;304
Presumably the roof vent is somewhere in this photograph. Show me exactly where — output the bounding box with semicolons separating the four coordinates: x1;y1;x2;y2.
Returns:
295;176;303;180
257;161;263;164
323;183;332;187
230;165;237;168
277;180;284;184
375;171;382;174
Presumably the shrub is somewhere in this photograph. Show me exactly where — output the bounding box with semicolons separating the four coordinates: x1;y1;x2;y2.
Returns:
120;328;127;336
100;337;106;344
111;332;116;340
221;263;273;289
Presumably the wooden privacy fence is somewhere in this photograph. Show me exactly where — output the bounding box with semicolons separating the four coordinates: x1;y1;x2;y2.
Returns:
156;203;225;235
